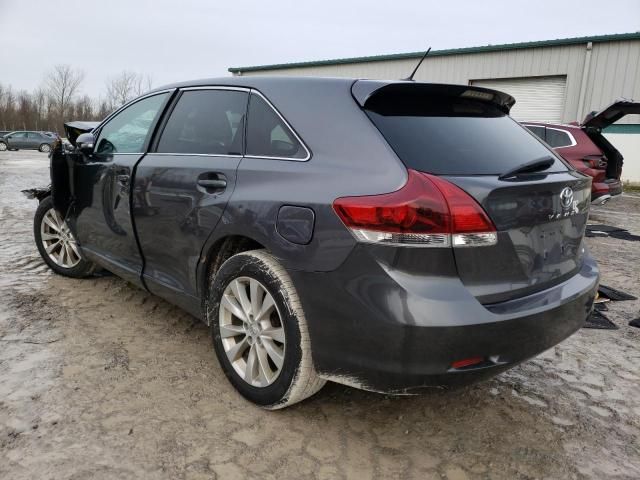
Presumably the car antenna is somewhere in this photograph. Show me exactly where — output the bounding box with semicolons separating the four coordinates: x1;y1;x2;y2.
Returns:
404;47;431;81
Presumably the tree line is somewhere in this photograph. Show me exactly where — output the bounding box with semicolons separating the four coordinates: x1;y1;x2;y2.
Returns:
0;65;152;134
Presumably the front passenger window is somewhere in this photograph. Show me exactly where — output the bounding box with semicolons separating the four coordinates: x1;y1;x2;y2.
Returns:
95;93;168;154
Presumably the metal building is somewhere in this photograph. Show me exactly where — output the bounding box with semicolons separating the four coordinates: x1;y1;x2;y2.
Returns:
229;33;640;181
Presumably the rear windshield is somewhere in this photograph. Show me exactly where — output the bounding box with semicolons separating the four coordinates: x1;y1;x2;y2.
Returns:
365;95;567;175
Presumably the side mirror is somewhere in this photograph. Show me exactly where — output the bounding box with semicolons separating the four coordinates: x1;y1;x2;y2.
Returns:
76;132;95;155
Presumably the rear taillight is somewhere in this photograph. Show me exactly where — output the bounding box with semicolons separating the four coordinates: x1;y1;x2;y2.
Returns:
333;170;497;248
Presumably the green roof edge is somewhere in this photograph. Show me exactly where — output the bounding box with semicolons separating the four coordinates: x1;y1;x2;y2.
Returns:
228;32;640;73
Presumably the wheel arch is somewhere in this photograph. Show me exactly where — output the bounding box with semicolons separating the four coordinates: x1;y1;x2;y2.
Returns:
198;233;266;323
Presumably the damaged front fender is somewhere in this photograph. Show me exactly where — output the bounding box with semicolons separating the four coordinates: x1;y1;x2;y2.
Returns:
20;138;73;214
22;186;52;201
22;120;99;209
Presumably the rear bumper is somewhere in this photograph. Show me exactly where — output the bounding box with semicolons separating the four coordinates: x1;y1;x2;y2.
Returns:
291;246;599;394
592;178;622;203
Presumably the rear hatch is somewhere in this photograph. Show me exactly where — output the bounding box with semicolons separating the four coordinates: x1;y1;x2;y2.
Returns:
581;99;640;181
581;99;640;130
356;81;591;304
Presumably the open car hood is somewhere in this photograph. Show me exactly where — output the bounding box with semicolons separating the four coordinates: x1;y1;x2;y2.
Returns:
582;99;640;129
64;121;100;147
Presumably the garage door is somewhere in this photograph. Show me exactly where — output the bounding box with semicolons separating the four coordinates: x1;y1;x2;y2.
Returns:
471;76;567;123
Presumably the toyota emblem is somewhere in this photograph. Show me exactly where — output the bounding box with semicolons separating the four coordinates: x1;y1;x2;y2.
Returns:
560;187;574;210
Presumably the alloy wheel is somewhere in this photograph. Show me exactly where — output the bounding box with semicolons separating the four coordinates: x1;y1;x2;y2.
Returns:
40;208;82;268
219;277;286;387
0;143;6;151
40;144;51;152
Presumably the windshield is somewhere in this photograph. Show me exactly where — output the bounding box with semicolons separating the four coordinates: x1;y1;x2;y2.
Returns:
365;96;568;176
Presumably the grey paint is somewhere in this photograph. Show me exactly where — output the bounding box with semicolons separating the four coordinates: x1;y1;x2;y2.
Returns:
445;172;591;304
49;76;598;392
276;206;315;245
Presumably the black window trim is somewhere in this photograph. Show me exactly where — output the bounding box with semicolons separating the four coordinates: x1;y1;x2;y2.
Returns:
150;86;250;158
245;89;311;162
92;89;175;156
522;123;546;141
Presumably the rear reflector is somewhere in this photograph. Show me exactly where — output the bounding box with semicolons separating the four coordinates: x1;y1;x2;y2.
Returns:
450;357;485;369
452;232;498;247
333;170;497;248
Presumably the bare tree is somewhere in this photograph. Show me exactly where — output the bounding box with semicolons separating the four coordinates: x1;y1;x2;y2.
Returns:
0;85;17;130
134;73;153;97
44;64;85;132
96;99;112;120
0;67;151;133
105;71;153;110
33;88;47;131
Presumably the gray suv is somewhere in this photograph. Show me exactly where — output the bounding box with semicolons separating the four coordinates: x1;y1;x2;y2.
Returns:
28;77;599;409
0;130;57;152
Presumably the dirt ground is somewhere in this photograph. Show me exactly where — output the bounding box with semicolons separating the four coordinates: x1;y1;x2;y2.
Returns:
1;150;639;480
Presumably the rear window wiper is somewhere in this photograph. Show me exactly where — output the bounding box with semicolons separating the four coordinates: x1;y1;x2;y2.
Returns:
498;156;555;180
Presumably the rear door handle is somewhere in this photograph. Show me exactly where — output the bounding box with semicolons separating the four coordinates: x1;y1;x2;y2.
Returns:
197;178;227;190
197;178;227;189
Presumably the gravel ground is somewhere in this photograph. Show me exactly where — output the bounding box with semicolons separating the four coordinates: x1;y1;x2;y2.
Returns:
1;150;639;480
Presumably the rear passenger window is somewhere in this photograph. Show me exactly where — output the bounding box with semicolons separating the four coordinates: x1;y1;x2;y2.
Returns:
545;128;573;148
157;89;248;155
246;94;307;159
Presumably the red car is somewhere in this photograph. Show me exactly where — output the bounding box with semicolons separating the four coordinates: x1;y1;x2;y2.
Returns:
523;99;639;204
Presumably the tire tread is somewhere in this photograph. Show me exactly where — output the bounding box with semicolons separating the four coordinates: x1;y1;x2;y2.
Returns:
210;249;325;409
248;251;326;409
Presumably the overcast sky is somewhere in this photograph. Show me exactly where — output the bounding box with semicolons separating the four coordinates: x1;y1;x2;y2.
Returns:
1;0;639;99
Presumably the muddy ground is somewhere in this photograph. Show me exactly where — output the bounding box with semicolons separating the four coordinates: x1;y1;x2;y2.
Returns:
1;150;639;480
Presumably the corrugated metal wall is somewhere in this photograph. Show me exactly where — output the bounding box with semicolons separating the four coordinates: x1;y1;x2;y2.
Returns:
237;40;640;125
471;76;567;122
582;40;640;123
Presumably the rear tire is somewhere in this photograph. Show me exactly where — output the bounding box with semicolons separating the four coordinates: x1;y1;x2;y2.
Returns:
34;196;98;278
208;250;325;409
39;143;51;153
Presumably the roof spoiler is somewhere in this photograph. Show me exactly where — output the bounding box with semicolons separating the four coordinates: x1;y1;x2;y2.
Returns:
351;80;516;114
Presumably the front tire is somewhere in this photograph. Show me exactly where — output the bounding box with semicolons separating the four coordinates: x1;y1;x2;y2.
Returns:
34;196;97;278
0;142;7;151
39;143;51;153
208;250;325;409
